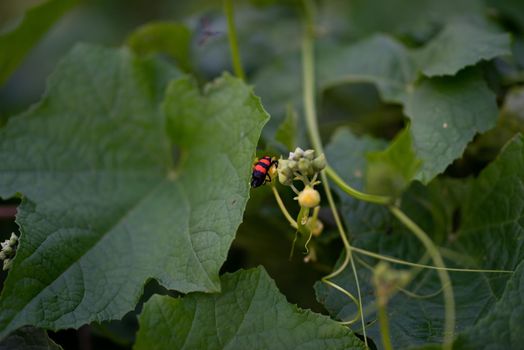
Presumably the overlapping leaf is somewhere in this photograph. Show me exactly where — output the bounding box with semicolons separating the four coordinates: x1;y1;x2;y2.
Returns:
404;69;498;182
319;31;509;183
317;132;524;348
0;44;268;338
135;267;366;350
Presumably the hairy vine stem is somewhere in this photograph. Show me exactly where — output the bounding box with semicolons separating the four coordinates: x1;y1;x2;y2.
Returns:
301;0;368;347
224;0;246;80
326;166;392;205
377;301;393;350
271;185;298;229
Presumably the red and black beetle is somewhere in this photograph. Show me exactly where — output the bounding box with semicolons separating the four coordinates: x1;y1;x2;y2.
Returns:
251;156;278;188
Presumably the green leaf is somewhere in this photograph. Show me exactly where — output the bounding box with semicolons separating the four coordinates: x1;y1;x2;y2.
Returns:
316;38;498;183
317;134;524;348
0;0;78;86
126;22;192;73
0;44;268;338
405;69;498;182
318;35;416;104
134;267;366;350
453;260;524;349
413;21;511;77
366;126;422;196
0;326;61;350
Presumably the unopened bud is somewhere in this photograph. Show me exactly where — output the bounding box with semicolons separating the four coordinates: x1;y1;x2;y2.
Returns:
288;160;298;172
278;158;289;169
9;233;18;246
0;251;5;260
3;246;13;255
307;218;324;236
290;147;304;160
298;158;313;176
278;159;293;177
3;259;12;271
304;149;315;160
298;187;321;208
278;171;293;186
312;154;326;171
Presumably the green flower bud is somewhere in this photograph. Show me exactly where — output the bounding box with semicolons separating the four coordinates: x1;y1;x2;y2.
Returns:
298;158;314;176
277;159;292;176
290;147;304;160
298;186;321;208
3;258;12;271
0;251;5;260
312;153;327;171
278;158;289;169
288;160;298;172
3;246;13;255
9;233;18;246
304;149;315;160
278;171;293;186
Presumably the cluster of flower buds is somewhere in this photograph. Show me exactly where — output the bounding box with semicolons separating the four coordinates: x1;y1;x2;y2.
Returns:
0;232;18;271
277;147;326;187
275;148;327;248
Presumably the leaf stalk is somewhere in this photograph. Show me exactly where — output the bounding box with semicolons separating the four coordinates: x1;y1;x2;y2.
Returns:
301;0;368;346
224;0;246;81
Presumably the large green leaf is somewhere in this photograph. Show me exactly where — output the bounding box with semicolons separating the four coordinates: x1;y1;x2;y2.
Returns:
453;260;524;349
0;44;268;338
0;0;78;85
134;267;365;350
405;69;498;183
316;37;498;183
317;131;524;348
413;21;511;77
0;326;61;350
